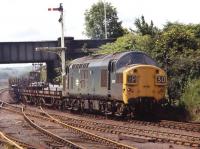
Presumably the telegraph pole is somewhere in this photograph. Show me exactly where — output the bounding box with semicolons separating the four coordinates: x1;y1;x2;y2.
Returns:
36;3;66;94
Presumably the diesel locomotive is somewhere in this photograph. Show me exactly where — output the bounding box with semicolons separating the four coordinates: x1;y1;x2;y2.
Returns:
10;51;167;116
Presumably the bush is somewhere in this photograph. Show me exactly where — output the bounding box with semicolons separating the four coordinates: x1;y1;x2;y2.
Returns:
180;79;200;121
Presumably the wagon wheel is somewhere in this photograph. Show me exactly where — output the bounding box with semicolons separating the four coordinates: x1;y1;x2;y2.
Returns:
99;101;105;114
38;98;45;107
57;100;63;111
34;97;39;106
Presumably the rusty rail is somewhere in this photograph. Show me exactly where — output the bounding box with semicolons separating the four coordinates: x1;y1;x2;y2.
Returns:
40;107;136;149
0;131;24;149
22;107;85;149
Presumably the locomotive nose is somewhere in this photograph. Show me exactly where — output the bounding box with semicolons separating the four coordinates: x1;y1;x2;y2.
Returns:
122;65;167;104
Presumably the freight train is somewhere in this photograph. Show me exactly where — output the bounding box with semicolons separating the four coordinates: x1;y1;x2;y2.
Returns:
10;51;167;117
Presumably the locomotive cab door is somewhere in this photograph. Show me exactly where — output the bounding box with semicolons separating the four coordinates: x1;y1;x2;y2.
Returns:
109;60;124;101
108;61;112;92
108;60;116;98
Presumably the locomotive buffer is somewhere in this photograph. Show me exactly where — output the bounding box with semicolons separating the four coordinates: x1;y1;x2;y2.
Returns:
35;3;67;95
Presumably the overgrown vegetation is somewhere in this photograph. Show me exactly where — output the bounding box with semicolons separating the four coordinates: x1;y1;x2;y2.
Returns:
98;16;200;121
180;80;200;121
52;2;200;121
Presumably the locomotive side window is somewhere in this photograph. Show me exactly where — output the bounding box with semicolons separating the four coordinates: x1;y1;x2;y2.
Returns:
101;69;108;87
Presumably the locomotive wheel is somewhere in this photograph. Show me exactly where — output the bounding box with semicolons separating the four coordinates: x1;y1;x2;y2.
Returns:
33;97;39;106
104;102;112;115
54;100;62;110
115;102;127;117
71;99;80;111
80;100;85;111
88;100;93;112
21;95;26;104
24;96;31;104
62;98;70;110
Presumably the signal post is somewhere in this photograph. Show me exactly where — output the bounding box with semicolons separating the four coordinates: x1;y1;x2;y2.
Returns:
36;3;66;94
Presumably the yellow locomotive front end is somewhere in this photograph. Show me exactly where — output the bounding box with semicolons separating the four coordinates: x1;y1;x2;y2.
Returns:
122;65;167;105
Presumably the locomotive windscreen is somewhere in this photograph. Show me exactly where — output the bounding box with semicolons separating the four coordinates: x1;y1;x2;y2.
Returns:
116;52;157;69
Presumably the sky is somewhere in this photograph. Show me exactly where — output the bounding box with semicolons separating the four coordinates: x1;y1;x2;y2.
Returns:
0;0;199;42
0;0;199;68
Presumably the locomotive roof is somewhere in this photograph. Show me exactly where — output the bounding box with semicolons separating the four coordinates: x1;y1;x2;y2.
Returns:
70;51;141;64
69;51;157;68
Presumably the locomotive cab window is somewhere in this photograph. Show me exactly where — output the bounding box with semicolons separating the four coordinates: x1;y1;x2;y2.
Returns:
132;53;157;66
117;55;132;68
116;52;157;69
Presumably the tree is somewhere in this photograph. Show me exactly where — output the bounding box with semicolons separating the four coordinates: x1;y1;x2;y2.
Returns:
134;15;159;37
153;23;200;101
84;1;124;39
98;33;154;54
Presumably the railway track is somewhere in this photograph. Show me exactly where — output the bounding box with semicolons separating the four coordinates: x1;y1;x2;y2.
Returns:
22;107;85;149
0;131;35;149
3;88;200;133
128;119;200;133
0;101;86;149
39;107;135;149
0;100;136;149
0;89;34;149
41;108;200;148
0;89;35;149
67;110;200;133
64;109;200;133
1;89;200;148
1;100;200;148
0;131;25;149
17;103;200;148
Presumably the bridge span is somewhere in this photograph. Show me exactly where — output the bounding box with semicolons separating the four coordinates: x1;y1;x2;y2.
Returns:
0;37;114;80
